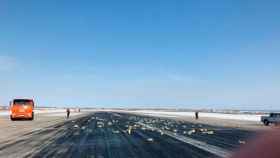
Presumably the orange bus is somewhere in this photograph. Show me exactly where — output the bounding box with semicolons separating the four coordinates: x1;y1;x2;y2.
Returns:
10;99;34;121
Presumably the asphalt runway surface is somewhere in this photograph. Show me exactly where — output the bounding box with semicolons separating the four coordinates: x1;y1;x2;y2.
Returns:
0;112;256;158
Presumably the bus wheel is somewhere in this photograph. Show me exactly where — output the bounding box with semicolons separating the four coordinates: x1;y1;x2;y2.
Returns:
29;113;34;121
10;116;15;121
264;120;270;126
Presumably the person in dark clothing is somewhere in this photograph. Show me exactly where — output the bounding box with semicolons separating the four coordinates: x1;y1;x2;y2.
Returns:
66;108;70;119
195;111;199;120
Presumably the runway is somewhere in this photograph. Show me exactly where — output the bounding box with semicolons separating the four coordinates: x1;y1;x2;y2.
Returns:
0;112;256;158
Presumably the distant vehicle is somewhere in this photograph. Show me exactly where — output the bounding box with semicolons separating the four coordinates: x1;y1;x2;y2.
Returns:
10;99;34;121
261;113;280;126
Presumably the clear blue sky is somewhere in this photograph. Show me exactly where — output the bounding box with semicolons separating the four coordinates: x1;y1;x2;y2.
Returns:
0;0;279;109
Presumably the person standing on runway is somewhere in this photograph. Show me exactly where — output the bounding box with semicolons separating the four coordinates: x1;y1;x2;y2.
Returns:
66;108;70;119
195;111;199;120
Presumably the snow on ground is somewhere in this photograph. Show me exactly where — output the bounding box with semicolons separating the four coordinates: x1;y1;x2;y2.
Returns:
42;112;83;117
34;109;66;114
0;111;8;116
0;109;81;116
129;110;263;122
1;108;265;122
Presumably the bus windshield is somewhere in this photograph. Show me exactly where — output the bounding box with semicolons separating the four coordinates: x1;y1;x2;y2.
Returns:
13;99;33;106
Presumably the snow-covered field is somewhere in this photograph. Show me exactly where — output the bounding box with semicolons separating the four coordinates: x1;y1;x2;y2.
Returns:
0;109;84;117
0;111;8;116
128;110;264;122
0;108;266;122
42;112;82;117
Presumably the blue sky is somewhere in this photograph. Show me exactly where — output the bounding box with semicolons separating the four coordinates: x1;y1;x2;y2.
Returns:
0;0;280;109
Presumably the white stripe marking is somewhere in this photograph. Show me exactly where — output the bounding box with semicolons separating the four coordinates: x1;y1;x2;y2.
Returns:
138;122;232;158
